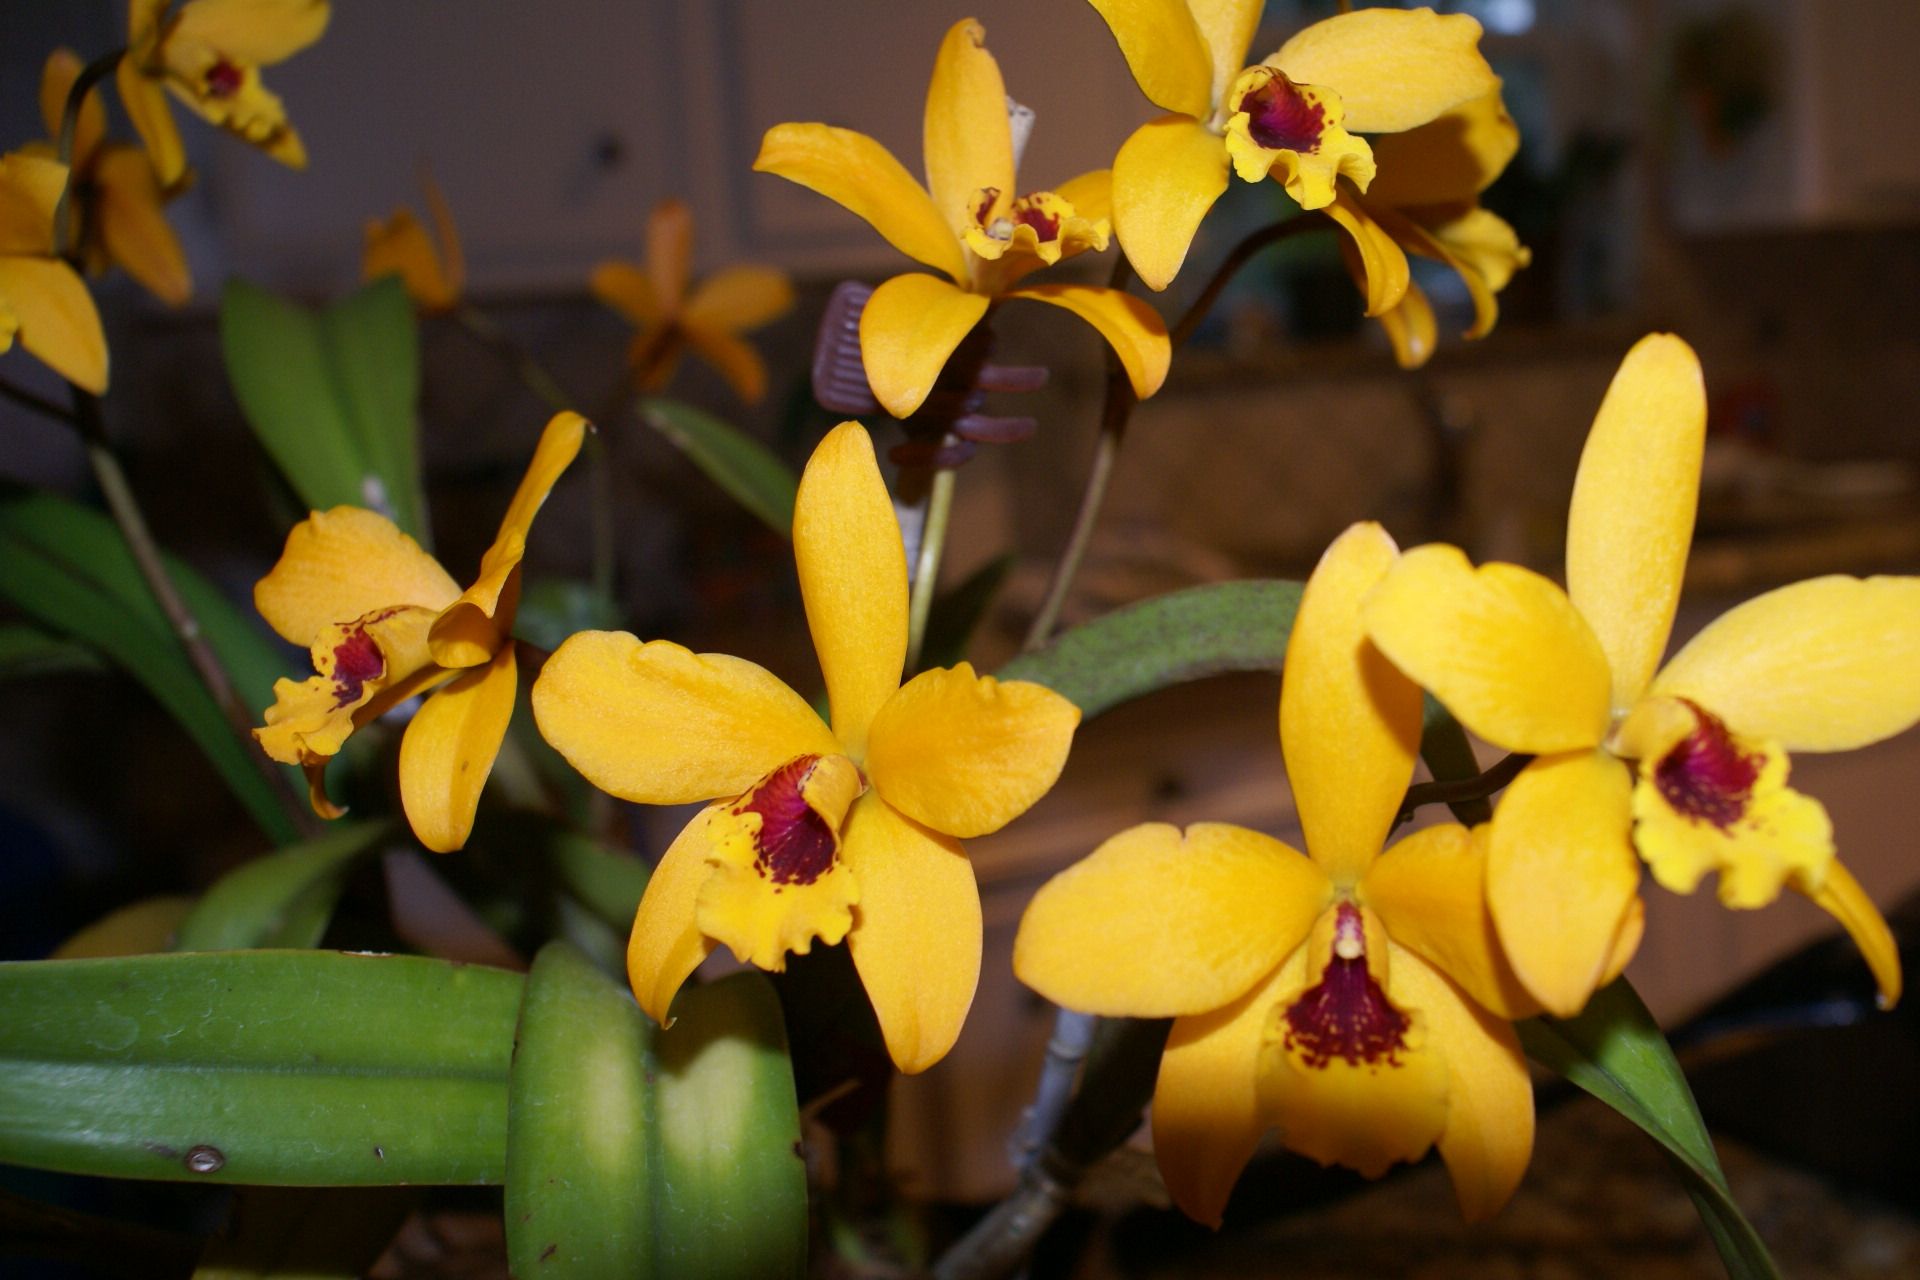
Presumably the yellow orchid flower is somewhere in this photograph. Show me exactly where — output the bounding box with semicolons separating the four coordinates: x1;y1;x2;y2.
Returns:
1326;89;1531;368
363;171;464;314
1087;1;1498;290
0;151;109;393
590;197;794;405
1015;523;1539;1227
254;412;585;853
1364;334;1913;1017
532;422;1080;1073
36;49;192;307
117;0;330;190
753;19;1169;418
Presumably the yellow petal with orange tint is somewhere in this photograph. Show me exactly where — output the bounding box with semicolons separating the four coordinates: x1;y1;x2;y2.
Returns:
858;272;990;418
363;207;456;312
1053;169;1113;227
682;322;769;404
792;422;910;757
1364;543;1613;755
681;265;794;334
1650;575;1920;752
1015;822;1328;1018
1085;0;1214;119
841;795;981;1074
1324;188;1410;318
865;663;1078;838
1364;824;1540;1021
1152;957;1295;1227
645;197;693;313
1374;276;1436;369
254;505;460;646
1389;943;1533;1222
1566;333;1707;712
430;411;585;667
1006;283;1170;400
1795;859;1901;1010
398;642;517;853
1282;523;1424;886
1111;114;1231;292
95;146;193;306
628;805;724;1025
1188;0;1264;106
531;633;840;805
1267;7;1497;135
170;0;331;65
40;50;107;166
116;59;186;189
755;123;965;284
923;18;1014;239
0;257;108;393
589;260;661;327
1486;750;1639;1017
1365;90;1520;208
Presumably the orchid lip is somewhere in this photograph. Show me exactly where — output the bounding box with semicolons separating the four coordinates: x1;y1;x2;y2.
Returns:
735;754;841;888
1283;904;1412;1070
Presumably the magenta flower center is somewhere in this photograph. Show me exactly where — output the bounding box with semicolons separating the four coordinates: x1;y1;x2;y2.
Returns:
1011;201;1060;242
1654;701;1761;830
736;755;838;886
1239;70;1326;153
1282;904;1410;1069
205;59;244;99
329;630;385;707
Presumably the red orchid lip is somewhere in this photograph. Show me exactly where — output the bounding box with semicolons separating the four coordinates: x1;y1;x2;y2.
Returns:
1238;68;1327;154
1654;700;1760;831
736;755;840;887
1282;904;1411;1069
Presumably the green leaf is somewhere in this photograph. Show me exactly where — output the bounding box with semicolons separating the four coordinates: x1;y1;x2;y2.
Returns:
506;942;654;1277
514;576;624;653
502;948;806;1279
0;951;520;1185
542;827;652;930
918;553;1012;672
654;973;807;1279
222;277;427;543
0;623;104;679
0;489;300;843
174;821;393;951
997;579;1302;717
642;397;797;536
1519;983;1781;1279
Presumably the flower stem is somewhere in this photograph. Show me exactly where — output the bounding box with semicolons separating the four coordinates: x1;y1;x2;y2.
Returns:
0;378;78;425
1399;749;1532;824
1022;214;1329;652
904;465;956;673
75;387;317;836
51;49;125;246
49;48;311;836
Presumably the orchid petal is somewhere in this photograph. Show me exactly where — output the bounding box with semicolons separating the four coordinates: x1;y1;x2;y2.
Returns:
924;18;1014;239
1282;523;1424;885
1111;114;1231;292
1015;822;1328;1018
755;123;965;284
398;642;517;853
1567;334;1707;712
1006;283;1170;400
858;271;989;418
1268;7;1497;135
531;633;839;805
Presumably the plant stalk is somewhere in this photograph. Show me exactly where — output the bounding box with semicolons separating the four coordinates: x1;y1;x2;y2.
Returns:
904;464;956;673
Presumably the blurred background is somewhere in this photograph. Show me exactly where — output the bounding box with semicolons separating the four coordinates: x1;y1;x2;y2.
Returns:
4;0;1920;1268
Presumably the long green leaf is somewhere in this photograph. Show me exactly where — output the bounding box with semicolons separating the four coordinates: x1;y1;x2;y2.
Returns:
654;973;807;1279
0;490;298;843
222;278;426;542
1519;984;1781;1278
642;398;798;536
174;822;393;951
0;951;520;1185
997;579;1302;716
505;942;654;1278
0;623;104;679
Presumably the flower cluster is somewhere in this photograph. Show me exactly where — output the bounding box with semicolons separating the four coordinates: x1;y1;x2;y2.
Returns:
214;0;1919;1239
